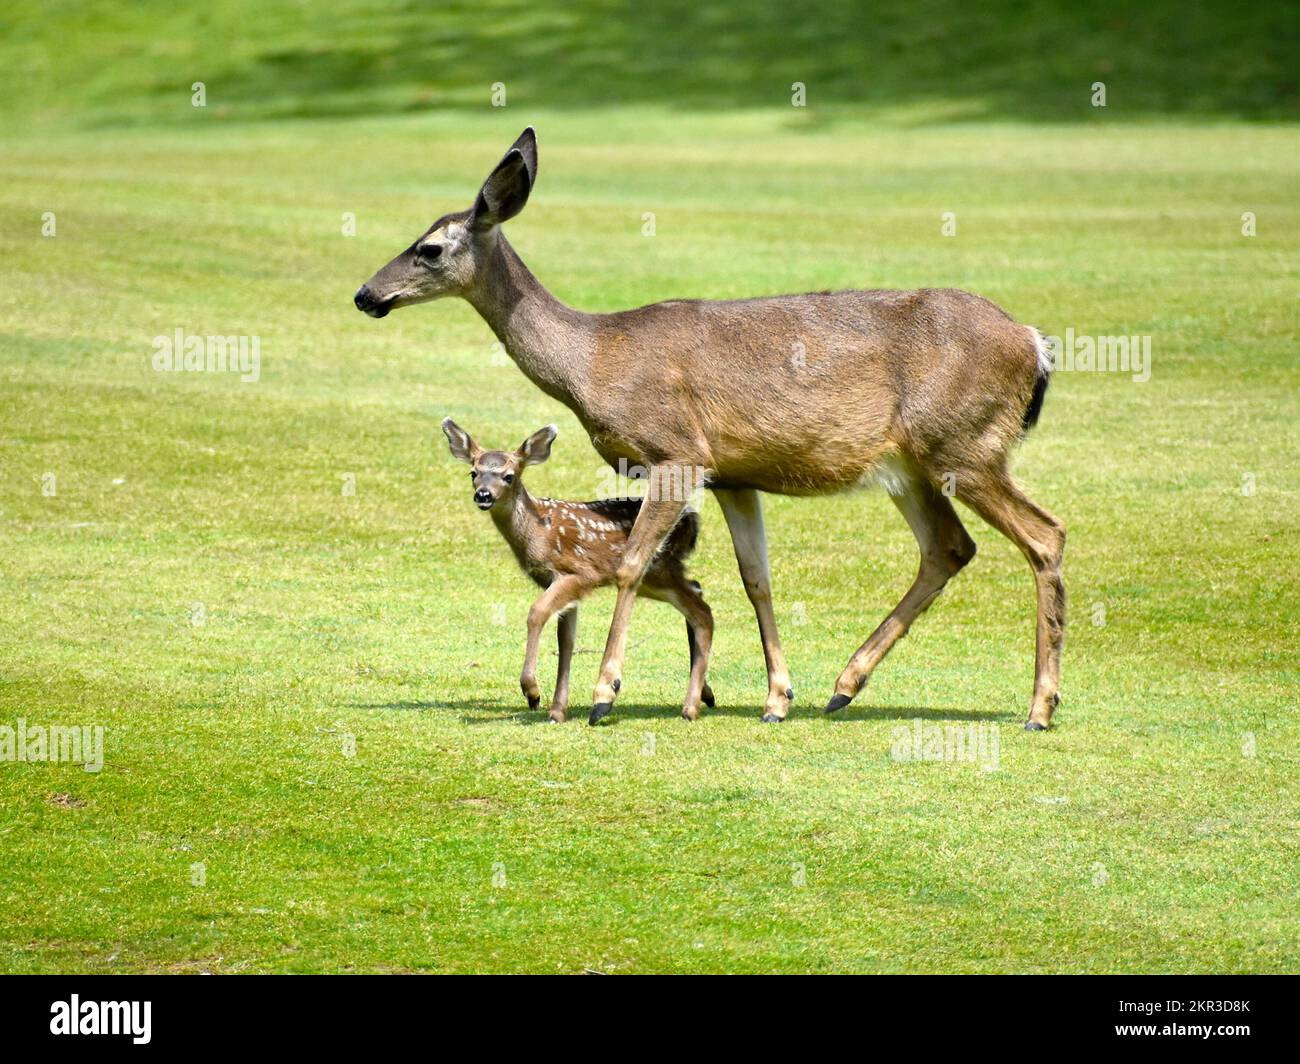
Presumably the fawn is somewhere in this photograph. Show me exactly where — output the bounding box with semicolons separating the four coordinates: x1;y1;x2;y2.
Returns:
441;418;715;724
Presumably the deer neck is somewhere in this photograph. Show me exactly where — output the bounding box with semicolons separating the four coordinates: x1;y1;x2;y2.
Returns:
465;235;593;408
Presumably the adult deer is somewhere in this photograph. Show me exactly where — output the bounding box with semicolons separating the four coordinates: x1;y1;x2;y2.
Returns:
355;129;1065;729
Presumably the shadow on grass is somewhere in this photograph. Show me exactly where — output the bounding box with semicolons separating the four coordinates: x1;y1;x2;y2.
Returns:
351;698;1006;725
351;697;758;724
824;705;1007;723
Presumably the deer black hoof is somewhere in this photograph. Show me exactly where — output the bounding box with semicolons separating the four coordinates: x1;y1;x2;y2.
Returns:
1024;720;1048;732
526;695;540;711
589;703;614;726
760;713;784;723
825;693;852;714
702;687;716;708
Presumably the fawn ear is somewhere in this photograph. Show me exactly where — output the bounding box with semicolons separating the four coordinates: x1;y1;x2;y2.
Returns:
518;423;557;466
441;417;478;464
471;128;537;232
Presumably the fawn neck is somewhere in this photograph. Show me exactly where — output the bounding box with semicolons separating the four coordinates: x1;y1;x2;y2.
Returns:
465;236;594;407
489;482;545;564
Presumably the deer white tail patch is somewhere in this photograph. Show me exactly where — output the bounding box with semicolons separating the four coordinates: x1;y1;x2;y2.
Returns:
1028;326;1053;375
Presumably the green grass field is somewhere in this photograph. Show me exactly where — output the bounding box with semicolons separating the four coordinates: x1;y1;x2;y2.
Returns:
1;4;1297;973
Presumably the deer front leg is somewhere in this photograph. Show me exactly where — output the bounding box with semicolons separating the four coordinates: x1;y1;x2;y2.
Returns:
550;607;577;723
713;487;794;722
590;480;691;725
521;575;584;716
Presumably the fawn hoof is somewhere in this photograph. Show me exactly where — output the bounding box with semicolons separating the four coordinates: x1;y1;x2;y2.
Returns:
825;693;853;714
701;686;716;709
760;713;785;723
1024;720;1048;732
526;695;540;711
682;706;700;722
589;703;614;726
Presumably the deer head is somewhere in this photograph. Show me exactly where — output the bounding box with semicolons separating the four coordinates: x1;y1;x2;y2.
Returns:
354;129;538;318
441;418;556;511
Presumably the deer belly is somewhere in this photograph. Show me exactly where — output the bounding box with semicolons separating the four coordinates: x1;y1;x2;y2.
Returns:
708;429;893;496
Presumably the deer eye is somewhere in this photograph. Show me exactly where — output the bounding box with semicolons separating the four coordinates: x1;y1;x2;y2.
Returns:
503;473;514;484
469;470;477;480
418;244;443;264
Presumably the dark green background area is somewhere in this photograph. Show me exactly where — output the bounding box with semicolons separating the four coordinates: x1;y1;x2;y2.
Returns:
2;0;1296;129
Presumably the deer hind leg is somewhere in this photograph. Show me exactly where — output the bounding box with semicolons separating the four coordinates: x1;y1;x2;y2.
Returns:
549;607;577;723
522;574;585;716
713;487;794;723
827;463;977;713
654;573;714;721
590;480;691;725
954;469;1066;730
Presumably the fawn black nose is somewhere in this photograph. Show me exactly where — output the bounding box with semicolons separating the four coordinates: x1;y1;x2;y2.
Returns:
474;489;494;509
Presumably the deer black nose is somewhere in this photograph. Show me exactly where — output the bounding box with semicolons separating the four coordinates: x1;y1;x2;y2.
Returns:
353;285;392;317
474;489;494;509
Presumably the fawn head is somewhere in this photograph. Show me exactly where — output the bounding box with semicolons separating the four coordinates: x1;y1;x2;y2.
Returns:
442;418;556;511
355;128;538;318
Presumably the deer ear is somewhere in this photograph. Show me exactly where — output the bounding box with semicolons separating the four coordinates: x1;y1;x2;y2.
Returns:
441;417;478;464
471;129;536;231
518;423;557;466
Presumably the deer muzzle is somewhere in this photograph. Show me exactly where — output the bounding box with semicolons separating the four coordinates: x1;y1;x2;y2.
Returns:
353;285;393;318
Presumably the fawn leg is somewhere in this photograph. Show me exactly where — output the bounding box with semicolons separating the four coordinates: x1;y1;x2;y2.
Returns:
550;607;577;722
687;621;716;709
664;578;714;720
522;575;584;713
683;578;715;709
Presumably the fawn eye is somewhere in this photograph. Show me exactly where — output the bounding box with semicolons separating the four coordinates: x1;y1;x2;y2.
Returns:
469;470;477;480
503;474;514;484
